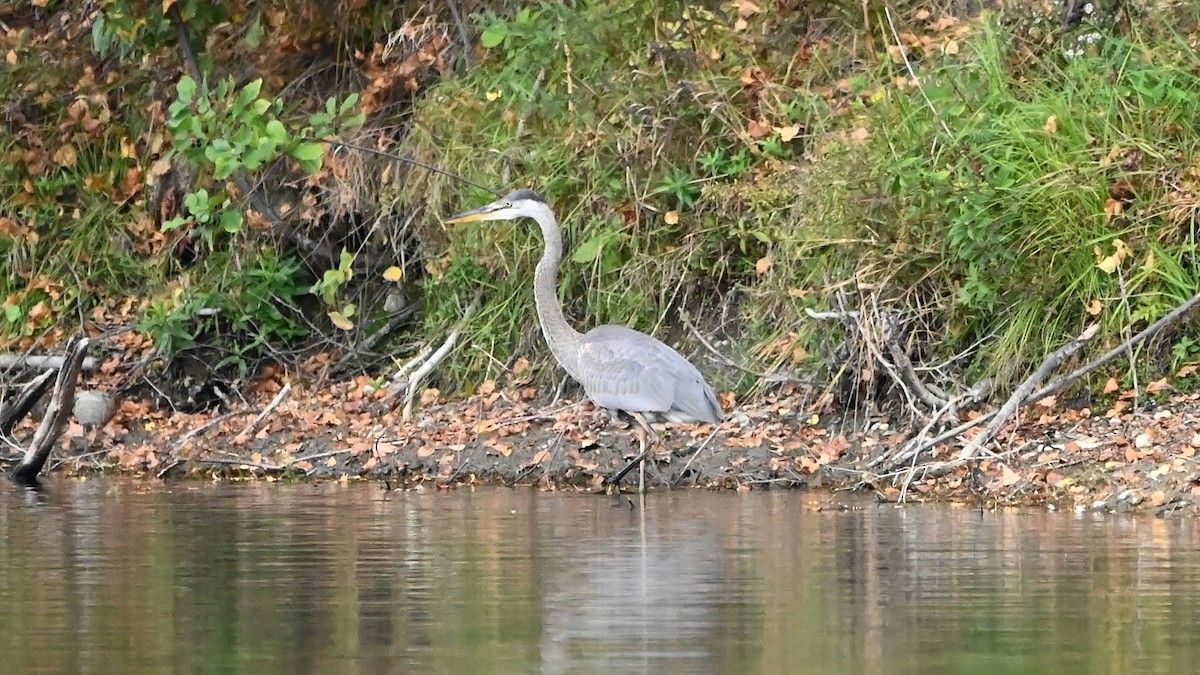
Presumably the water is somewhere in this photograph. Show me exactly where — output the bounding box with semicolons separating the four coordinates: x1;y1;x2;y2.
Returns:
1;481;1198;674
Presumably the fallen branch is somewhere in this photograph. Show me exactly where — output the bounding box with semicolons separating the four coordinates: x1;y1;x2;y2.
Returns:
12;336;90;484
0;369;56;436
0;354;99;372
402;295;480;422
958;323;1098;460
236;382;292;441
886;289;1200;474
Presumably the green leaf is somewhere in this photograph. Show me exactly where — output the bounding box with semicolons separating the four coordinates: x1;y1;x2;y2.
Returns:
176;76;196;103
290;142;324;162
481;25;507;49
220;210;244;233
571;233;605;264
339;93;360;114
4;303;24;323
265;120;288;144
238;78;263;108
162;216;187;231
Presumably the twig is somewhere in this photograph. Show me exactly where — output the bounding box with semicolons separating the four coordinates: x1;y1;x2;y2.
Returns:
195;457;283;471
403;295;481;421
805;308;861;320
670;426;722;488
236;382;293;441
682;312;801;384
959;323;1097;460
174;411;256;452
883;7;953;140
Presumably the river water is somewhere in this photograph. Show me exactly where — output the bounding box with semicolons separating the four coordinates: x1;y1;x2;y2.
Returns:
0;480;1197;674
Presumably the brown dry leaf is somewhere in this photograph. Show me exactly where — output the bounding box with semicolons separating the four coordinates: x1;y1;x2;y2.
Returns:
1085;298;1102;316
419;387;440;405
736;0;760;17
479;379;496;395
1177;364;1198;378
999;465;1022;486
1043;115;1057;134
928;16;959;31
850;127;870;142
915;8;931;20
755;255;772;274
1036;395;1057;408
512;357;530;375
417;445;435;458
1103;198;1123;220
328;310;354;330
1103;377;1120;394
1146;378;1169;394
1150;490;1167;507
943;39;959;56
747;119;772;139
53;144;78;168
664;210;679;225
886;45;907;65
775;123;801;142
530;449;552;465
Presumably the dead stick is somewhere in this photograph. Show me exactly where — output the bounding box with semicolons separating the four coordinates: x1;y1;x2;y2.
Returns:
403;295;480;422
958;323;1098;460
236;382;292;441
12;336;90;484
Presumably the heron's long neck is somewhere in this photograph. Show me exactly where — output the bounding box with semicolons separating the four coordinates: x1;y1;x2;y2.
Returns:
530;206;584;377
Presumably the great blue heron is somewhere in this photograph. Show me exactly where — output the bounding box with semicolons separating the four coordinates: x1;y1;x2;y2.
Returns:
445;189;723;491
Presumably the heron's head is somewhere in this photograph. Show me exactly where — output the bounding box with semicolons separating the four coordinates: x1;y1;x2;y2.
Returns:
445;189;548;224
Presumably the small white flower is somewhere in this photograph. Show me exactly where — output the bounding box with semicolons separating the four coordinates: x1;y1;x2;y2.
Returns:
1084;2;1094;14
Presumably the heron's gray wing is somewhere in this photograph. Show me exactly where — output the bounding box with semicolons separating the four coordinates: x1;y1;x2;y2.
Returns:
576;326;722;422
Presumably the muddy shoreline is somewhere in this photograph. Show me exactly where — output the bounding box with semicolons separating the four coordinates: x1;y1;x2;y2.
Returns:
3;380;1197;516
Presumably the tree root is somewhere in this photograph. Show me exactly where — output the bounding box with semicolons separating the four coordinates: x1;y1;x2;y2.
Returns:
11;336;90;485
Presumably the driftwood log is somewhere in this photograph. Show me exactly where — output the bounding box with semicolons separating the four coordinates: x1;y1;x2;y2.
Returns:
11;336;91;485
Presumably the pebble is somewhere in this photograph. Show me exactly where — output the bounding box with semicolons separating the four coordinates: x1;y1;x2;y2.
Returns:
1134;432;1153;449
1190;434;1200;448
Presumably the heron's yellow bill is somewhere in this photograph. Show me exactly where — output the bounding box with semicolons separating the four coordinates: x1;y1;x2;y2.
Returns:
444;205;498;224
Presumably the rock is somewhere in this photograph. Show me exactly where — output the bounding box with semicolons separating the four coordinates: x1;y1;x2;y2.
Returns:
74;390;115;431
1134;432;1153;449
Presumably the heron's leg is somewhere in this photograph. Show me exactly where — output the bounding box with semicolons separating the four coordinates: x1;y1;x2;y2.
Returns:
605;412;657;490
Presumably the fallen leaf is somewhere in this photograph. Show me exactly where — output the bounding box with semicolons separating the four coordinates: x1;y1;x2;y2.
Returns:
1146;378;1169;394
850;127;870;142
512;357;530;375
383;266;403;281
747;119;772;139
1103;378;1120;394
999;465;1021;486
775;123;801;142
755;255;772;274
664;210;679;225
1043;115;1057;134
1104;198;1123;220
736;0;760;17
417;445;435;458
943;39;959;55
328;310;354;330
1085;298;1102;315
1036;395;1057;408
1150;490;1167;507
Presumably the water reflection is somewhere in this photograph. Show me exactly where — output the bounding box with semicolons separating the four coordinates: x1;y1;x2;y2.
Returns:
1;482;1199;674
